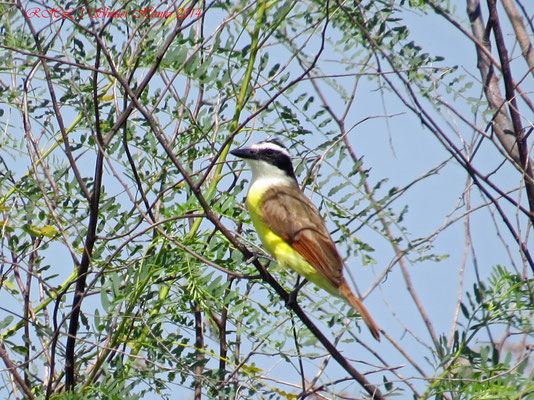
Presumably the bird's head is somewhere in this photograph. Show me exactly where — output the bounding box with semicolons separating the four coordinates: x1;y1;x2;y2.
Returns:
230;140;296;182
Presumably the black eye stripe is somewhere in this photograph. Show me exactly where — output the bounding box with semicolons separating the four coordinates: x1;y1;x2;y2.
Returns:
258;149;295;179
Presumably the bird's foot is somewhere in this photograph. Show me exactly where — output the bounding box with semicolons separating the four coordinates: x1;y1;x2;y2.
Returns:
285;278;308;308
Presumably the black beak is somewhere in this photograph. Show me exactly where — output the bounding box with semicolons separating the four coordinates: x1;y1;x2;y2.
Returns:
230;147;256;160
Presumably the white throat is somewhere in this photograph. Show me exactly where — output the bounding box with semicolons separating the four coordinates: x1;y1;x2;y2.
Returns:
245;158;294;189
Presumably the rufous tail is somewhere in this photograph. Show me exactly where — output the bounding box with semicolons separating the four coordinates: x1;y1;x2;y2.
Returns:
338;281;381;341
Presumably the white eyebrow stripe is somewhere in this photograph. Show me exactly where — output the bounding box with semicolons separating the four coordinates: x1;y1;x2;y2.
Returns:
251;141;290;157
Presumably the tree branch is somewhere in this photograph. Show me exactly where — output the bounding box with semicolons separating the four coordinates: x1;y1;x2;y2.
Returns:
487;0;534;226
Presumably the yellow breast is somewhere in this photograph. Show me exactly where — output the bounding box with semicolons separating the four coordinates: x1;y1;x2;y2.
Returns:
246;182;335;294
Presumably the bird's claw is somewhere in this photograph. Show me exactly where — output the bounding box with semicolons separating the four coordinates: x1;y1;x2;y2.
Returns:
285;278;308;308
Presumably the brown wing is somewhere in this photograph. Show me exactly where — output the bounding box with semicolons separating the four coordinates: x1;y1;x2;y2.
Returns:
260;184;343;288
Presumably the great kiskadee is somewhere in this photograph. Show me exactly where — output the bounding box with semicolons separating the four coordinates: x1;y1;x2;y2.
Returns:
231;140;381;341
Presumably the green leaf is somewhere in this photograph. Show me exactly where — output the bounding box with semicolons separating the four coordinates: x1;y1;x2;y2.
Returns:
0;315;14;330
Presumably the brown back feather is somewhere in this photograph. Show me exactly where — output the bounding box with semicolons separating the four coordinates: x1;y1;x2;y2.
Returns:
260;185;343;288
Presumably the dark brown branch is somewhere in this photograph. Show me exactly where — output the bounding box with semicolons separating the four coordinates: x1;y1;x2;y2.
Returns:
487;0;534;226
290;314;307;396
194;304;204;400
64;43;105;391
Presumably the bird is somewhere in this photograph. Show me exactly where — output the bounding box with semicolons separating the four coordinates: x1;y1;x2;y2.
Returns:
230;139;381;341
